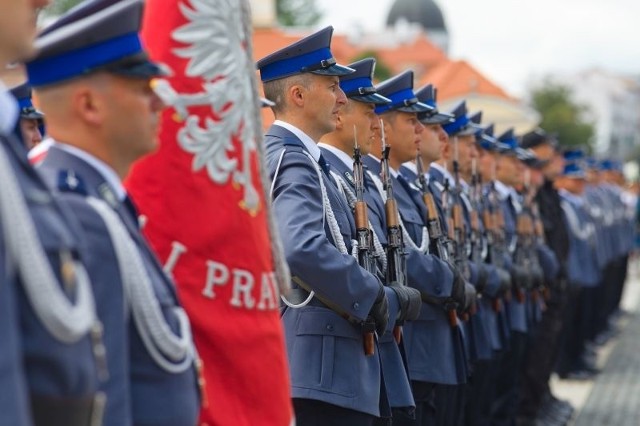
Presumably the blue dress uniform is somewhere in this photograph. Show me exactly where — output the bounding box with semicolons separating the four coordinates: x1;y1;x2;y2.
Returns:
25;1;200;425
369;72;468;426
440;104;496;364
0;95;99;424
258;28;390;424
489;129;534;426
319;57;417;423
0;87;33;426
555;160;602;379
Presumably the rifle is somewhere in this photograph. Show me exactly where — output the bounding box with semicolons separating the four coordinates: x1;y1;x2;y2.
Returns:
513;172;533;304
448;137;473;318
379;120;405;344
352;126;377;355
415;153;458;327
487;164;512;305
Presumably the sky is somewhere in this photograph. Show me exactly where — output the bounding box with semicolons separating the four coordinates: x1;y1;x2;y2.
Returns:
317;0;640;97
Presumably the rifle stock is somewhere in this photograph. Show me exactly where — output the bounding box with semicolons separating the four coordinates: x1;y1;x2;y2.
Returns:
352;128;376;355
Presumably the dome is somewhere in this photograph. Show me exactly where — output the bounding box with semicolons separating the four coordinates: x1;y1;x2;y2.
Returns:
386;0;447;32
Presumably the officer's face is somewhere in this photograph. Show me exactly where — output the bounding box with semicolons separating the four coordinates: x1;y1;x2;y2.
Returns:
0;0;50;64
302;74;347;139
419;123;446;164
384;111;424;165
340;100;379;156
103;75;165;163
478;147;496;182
19;117;42;149
496;154;523;186
450;134;478;179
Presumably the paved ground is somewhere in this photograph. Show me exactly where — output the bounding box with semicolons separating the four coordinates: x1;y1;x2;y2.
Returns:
551;260;640;426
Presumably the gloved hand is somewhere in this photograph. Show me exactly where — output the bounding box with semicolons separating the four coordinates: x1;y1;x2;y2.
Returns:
510;264;532;292
495;266;512;297
449;262;467;309
475;264;489;294
530;261;544;290
463;281;477;312
369;284;389;336
389;282;422;322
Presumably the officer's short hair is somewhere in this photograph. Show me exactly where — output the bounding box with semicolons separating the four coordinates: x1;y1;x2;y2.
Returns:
263;73;313;114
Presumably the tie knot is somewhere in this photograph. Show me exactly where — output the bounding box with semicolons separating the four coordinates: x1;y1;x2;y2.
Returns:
318;154;331;177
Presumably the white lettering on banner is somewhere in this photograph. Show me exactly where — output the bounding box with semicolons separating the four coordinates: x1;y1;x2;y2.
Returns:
164;240;187;278
165;241;279;310
202;260;229;299
257;272;278;311
230;269;256;309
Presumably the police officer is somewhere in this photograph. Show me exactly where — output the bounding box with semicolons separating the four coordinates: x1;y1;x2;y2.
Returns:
9;82;44;149
554;152;601;381
485;128;531;426
0;0;102;425
26;1;201;425
518;129;575;424
259;27;391;426
318;58;423;425
367;71;469;426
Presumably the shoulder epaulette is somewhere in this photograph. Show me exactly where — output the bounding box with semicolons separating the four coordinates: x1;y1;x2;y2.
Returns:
57;170;88;196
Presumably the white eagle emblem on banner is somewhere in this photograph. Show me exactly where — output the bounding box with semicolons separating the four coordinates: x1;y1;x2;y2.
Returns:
153;0;260;213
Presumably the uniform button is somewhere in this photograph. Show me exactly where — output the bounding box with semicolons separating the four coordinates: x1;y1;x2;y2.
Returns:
353;302;360;310
326;324;334;331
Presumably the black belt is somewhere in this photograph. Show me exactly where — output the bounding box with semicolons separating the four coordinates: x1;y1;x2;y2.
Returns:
31;392;105;426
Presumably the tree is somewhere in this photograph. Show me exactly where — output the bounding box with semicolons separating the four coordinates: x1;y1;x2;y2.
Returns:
529;78;595;151
276;0;322;27
350;51;393;82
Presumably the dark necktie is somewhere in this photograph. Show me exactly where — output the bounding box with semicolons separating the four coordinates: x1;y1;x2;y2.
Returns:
318;153;331;178
122;194;139;226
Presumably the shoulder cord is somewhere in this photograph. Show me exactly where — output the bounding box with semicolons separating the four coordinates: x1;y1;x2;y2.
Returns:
0;144;96;343
366;170;429;254
330;170;387;272
271;149;357;309
561;200;594;241
86;197;194;373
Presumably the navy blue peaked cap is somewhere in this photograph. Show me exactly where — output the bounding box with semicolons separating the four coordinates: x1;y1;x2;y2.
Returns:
26;0;167;88
497;128;528;159
257;26;354;83
339;58;390;105
415;84;453;124
442;101;476;137
374;70;432;115
9;83;44;120
563;161;586;179
520;127;558;150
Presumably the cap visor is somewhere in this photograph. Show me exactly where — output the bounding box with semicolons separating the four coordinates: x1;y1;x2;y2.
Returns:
419;111;454;125
454;125;478;137
110;60;170;79
311;63;355;77
350;92;392;105
21;110;45;120
396;101;433;114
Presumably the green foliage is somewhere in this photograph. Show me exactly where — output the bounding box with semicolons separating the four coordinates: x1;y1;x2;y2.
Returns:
350;51;392;82
529;78;595;151
276;0;322;27
43;0;83;16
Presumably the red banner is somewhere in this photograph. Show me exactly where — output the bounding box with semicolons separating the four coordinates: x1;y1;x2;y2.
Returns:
125;1;292;425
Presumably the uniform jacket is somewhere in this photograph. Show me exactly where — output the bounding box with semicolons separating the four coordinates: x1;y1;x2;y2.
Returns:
0;133;97;426
364;155;468;385
38;144;199;426
265;124;384;416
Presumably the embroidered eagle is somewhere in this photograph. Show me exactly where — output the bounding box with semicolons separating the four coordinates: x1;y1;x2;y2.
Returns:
153;0;260;213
